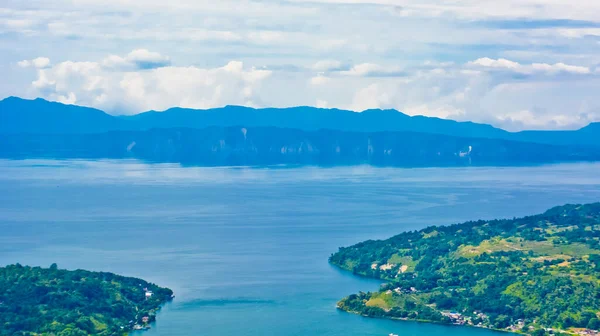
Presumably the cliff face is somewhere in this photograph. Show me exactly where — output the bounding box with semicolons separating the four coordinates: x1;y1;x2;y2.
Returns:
2;127;598;167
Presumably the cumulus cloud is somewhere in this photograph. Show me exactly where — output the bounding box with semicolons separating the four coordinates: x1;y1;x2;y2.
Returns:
4;0;600;130
315;99;329;108
350;83;392;111
469;58;520;69
339;63;407;77
469;57;591;75
530;62;590;75
23;50;271;113
309;74;331;85
17;60;30;68
15;50;600;130
17;57;51;69
318;61;600;130
102;49;170;70
495;110;574;129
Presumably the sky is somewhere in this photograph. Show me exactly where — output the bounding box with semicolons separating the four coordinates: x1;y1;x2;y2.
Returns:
2;0;600;131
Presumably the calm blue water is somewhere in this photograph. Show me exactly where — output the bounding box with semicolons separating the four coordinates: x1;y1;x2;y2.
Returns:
2;160;600;336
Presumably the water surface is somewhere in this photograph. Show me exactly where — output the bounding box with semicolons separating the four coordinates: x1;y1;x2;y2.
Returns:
2;160;600;336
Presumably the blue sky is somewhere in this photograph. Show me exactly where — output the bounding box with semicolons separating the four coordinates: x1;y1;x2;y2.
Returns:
2;0;600;130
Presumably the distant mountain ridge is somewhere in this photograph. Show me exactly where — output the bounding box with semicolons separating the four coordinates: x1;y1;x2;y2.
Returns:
0;97;508;140
0;97;598;148
123;104;508;140
0;97;126;134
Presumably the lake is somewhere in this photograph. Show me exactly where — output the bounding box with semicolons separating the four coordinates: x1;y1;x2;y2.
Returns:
2;160;600;336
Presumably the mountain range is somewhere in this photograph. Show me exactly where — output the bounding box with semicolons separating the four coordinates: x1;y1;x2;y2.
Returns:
1;96;599;167
3;96;598;146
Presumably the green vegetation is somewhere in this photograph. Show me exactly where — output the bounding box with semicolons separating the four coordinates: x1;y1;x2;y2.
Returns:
330;203;600;335
0;264;173;336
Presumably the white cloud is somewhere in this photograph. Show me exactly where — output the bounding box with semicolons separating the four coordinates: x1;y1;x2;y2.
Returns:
303;62;600;130
309;74;331;85
404;104;466;119
4;19;34;29
312;60;344;72
246;31;285;44
32;57;51;69
17;57;51;69
15;50;600;130
289;0;600;21
350;83;392;111
531;62;590;75
342;63;385;76
17;60;31;68
3;0;600;131
469;57;520;69
496;110;577;129
527;28;600;39
23;51;271;113
340;63;405;77
126;49;170;68
57;91;78;105
102;49;170;70
24;0;599;22
469;57;591;75
316;99;329;108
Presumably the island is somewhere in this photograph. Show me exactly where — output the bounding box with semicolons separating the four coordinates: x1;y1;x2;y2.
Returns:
330;203;600;335
0;264;173;335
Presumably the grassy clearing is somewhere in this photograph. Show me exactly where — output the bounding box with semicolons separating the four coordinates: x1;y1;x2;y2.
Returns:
456;237;599;258
387;254;417;272
343;259;357;271
423;230;439;238
365;292;393;310
91;316;107;331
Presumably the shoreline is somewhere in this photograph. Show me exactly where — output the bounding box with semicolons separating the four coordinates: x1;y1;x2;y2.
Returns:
327;204;600;336
337;306;519;335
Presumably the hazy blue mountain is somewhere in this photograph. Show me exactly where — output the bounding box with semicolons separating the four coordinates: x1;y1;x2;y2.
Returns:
582;122;600;133
512;122;600;146
1;97;508;139
124;105;509;140
0;97;127;134
2;126;599;167
1;97;598;148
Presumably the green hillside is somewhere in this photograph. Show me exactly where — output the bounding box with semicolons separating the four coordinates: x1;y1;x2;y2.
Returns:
0;265;173;336
330;203;600;335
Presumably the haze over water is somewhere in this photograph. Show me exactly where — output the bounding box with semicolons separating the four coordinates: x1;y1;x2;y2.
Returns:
2;160;600;336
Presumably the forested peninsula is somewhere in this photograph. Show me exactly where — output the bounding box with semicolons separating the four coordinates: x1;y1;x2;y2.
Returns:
0;264;173;336
330;203;600;335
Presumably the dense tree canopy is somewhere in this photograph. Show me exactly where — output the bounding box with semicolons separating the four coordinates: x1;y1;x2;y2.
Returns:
0;265;173;336
331;203;600;335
